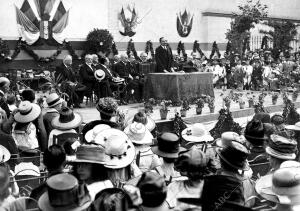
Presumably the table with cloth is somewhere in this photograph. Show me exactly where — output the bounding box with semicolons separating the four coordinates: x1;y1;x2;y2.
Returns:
144;72;214;102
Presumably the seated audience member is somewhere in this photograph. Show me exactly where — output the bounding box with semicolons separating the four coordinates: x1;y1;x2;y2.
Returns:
124;122;161;173
151;132;184;180
6;95;17;112
55;55;86;108
127;55;144;101
21;89;35;103
37;173;92;211
43;93;63;136
0;77;11;118
80;54;98;99
137;172;172;211
113;54;133;80
216;139;256;207
29;145;66;203
12;101;47;153
97;128;141;187
167;149;215;211
48;107;82;147
244;119;270;178
178;174;253;211
71;143;113;200
187;52;202;70
266;134;297;173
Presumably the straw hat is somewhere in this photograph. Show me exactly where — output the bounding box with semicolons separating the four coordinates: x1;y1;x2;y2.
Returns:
52;107;82;130
46;93;63;108
124;122;153;145
85;124;111;143
97;129;135;169
215;131;246;148
0;145;10;163
14;101;41;123
94;69;106;81
266;134;297;160
285;121;300;131
125;113;156;132
0;77;10;87
71;144;106;165
181;123;214;143
38;173;92;211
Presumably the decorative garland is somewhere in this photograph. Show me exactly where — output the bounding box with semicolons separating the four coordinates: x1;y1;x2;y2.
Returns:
210;108;242;139
8;38;79;63
126;39;138;59
0;38;10;58
261;35;269;50
145;40;154;59
111;41;118;56
225;41;232;56
192;40;205;58
177;41;187;61
209;41;221;59
282;92;300;125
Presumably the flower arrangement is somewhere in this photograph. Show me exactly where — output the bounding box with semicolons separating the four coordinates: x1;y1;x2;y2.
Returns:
238;97;246;109
181;99;191;111
159;100;171;120
292;89;298;102
246;92;255;107
196;98;205;108
115;109;126;130
206;96;215;113
223;96;231;110
144;98;156;114
271;92;279;105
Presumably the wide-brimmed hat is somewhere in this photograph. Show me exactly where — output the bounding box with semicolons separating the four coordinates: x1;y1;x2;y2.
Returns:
94;69;106;81
181;123;214;143
0;146;10;163
97;128;135;169
125;113;156;132
256;166;300;205
244;119;268;146
253;112;271;123
70;144;106;164
52;107;82;130
216;140;250;171
85;124;111;143
285;121;300;131
151;132;185;159
124;122;153;145
215;131;246;148
46;93;63;108
271;114;284;126
266;134;297;160
38;173;92;211
178;175;253;210
175;148;208;173
0;77;10;87
14;101;41;123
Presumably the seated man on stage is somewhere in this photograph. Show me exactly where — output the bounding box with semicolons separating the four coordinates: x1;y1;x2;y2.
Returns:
55;55;86;108
155;37;175;73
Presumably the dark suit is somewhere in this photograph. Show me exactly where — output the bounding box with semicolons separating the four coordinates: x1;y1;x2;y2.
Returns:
93;63;114;97
113;61;131;78
80;63;97;93
55;64;77;83
155;45;174;73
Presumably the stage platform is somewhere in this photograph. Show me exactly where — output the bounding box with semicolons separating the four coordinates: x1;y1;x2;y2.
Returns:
73;89;300;132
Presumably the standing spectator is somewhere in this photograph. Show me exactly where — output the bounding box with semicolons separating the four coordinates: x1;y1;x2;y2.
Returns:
21;89;35;103
155;37;174;73
243;59;253;90
252;56;263;90
43;93;63;136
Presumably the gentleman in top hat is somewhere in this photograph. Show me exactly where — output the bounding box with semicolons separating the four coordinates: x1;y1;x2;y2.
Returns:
55;55;86;108
155;37;174;73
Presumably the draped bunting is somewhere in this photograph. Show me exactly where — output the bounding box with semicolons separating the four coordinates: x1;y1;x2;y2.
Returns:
33;0;41;18
52;0;66;25
15;5;40;45
20;0;39;28
44;0;56;19
52;10;69;44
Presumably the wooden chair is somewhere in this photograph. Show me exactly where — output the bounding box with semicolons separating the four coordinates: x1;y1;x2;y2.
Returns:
53;133;83;155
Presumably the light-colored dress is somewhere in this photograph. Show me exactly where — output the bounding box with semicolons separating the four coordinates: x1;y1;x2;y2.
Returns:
134;145;162;173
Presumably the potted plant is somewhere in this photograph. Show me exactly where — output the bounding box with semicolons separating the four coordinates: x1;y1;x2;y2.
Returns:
195;98;205;115
180;99;190;117
223;96;231;110
292;90;298;102
271;92;279;105
238;98;246;109
247;93;255;108
205;96;215;113
96;97;118;120
159;100;169;120
144;98;155;114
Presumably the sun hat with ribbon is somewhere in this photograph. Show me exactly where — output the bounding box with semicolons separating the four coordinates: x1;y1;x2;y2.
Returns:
38;173;92;211
85;124;111;143
124;122;153;145
14;101;41;123
256;165;300;205
70;144;106;165
215;131;246;148
46;93;63;108
181;123;214;143
51;107;82;130
266;134;297;160
94;69;106;81
151;132;185;159
285;121;300;131
0;145;10;164
216;140;250;171
97;128;135;169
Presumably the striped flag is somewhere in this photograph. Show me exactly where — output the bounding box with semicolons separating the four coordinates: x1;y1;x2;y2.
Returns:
20;0;39;28
52;1;66;26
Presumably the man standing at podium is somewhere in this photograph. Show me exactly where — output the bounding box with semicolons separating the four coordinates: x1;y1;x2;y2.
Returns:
155;37;175;73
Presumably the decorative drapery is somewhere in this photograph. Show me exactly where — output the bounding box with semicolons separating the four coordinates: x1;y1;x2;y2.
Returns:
15;5;40;45
52;10;69;44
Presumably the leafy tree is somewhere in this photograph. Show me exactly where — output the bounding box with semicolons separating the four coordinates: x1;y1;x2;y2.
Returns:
226;0;268;55
86;29;114;54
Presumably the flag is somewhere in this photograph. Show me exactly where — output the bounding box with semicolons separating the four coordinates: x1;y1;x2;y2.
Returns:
44;0;56;18
52;1;66;26
20;0;39;28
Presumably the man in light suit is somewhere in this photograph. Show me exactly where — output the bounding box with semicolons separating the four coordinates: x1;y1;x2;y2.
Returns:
155;37;175;73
